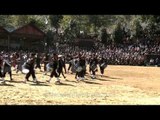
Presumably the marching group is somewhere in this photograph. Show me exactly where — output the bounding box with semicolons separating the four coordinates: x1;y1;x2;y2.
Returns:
0;51;108;84
1;37;159;84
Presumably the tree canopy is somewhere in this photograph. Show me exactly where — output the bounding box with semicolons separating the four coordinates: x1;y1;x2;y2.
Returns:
0;15;160;45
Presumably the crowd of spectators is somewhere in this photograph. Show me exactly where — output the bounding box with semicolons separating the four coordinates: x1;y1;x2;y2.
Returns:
55;38;160;66
1;38;160;66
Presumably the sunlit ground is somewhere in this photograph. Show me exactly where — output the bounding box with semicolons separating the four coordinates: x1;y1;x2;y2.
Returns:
0;65;160;105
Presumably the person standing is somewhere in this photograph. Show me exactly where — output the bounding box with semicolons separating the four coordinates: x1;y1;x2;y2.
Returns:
89;55;98;79
78;55;86;80
35;53;42;72
99;56;107;77
57;55;66;79
24;53;38;84
1;54;13;83
47;53;60;84
42;53;50;75
15;52;24;73
68;56;73;73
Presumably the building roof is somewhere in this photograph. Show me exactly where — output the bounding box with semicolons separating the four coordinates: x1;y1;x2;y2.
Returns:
4;26;16;32
0;23;45;38
0;26;9;33
11;23;45;37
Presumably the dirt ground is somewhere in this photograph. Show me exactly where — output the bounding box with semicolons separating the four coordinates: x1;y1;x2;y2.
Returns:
0;65;160;105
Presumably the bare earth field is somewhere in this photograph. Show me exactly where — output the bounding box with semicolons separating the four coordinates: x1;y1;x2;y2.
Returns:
0;65;160;105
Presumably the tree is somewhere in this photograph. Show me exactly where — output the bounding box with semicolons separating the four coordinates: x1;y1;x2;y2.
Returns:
0;15;15;28
114;23;124;44
144;15;160;39
15;15;31;26
100;28;109;45
88;15;104;33
135;20;144;38
46;30;54;46
49;15;63;33
48;15;64;45
62;20;79;43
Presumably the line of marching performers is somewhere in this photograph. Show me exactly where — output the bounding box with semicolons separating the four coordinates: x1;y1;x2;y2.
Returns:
0;51;108;84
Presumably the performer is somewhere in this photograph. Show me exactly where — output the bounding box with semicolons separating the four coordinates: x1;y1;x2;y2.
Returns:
89;55;98;79
10;53;17;70
71;57;77;74
1;54;13;83
35;53;42;72
42;53;50;75
74;58;79;79
15;52;24;73
24;53;38;83
47;53;60;84
67;56;73;73
99;56;107;77
78;55;86;80
88;55;92;75
57;55;66;79
62;56;67;74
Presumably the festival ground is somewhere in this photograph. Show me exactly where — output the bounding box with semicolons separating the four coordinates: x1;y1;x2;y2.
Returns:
0;65;160;105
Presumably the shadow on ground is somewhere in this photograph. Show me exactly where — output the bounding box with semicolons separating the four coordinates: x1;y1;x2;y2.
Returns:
96;77;113;81
97;75;123;80
57;82;76;87
0;83;14;86
29;81;50;86
65;79;78;83
81;80;102;85
5;80;24;83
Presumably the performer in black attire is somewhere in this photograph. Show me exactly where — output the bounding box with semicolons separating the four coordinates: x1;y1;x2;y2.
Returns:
74;59;79;79
79;55;86;80
62;56;67;74
99;56;107;77
89;55;98;79
68;56;73;73
15;52;24;73
24;53;38;83
43;53;50;75
47;53;60;84
88;55;92;75
2;54;13;83
35;53;42;72
57;55;66;79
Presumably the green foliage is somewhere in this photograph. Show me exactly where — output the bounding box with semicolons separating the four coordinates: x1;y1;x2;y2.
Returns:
114;23;125;44
49;15;63;30
62;20;79;43
88;15;108;33
46;30;54;46
1;15;160;44
135;20;144;38
100;28;109;45
0;15;15;27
